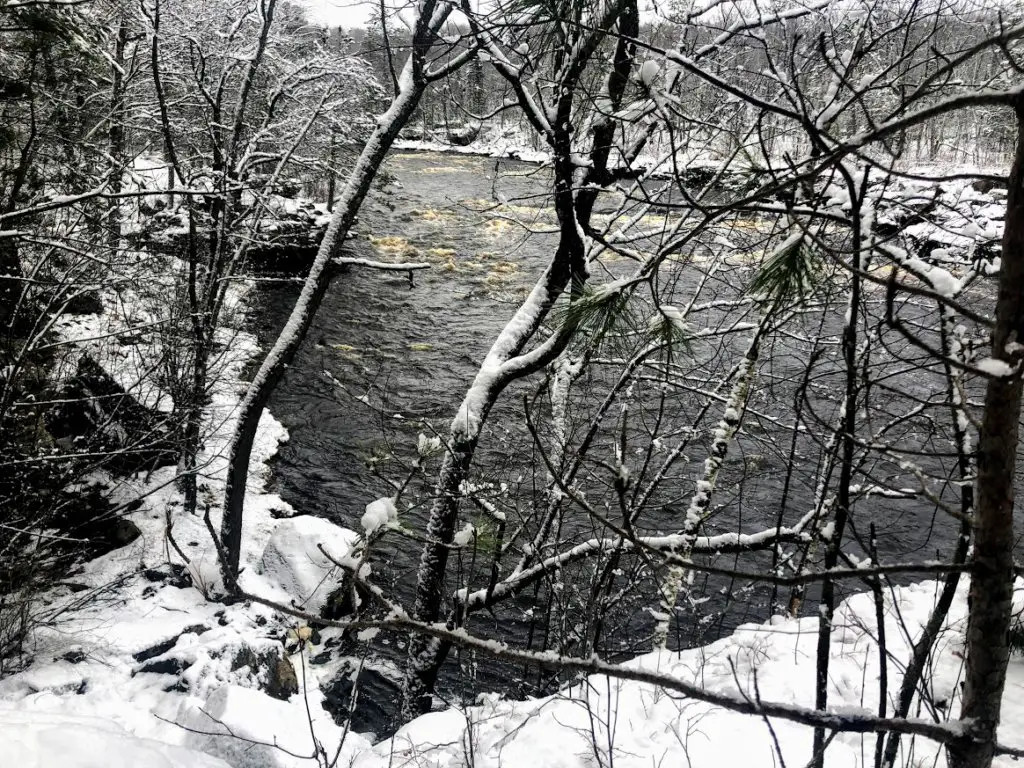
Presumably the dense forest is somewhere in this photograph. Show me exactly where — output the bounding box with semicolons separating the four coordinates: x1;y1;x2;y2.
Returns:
1;0;1023;767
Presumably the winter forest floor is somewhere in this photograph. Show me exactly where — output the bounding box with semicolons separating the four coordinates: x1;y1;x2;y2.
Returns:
3;144;1023;768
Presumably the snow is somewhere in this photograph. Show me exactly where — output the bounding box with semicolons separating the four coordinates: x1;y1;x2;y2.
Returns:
656;304;689;334
452;273;551;440
179;684;370;768
639;59;661;87
417;432;443;457
1;706;231;768
3;145;1022;768
257;516;360;612
0;249;371;766
396;123;550;165
360;497;398;535
453;523;476;547
353;580;1024;768
975;357;1015;378
901;257;961;298
6;493;1024;768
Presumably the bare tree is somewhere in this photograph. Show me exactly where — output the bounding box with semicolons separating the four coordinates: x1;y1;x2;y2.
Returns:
219;0;474;578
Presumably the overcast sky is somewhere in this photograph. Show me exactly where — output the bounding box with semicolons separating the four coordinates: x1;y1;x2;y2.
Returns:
301;0;665;30
301;0;375;28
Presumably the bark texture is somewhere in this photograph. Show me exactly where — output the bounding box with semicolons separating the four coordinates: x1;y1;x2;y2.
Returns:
220;4;444;579
951;99;1024;768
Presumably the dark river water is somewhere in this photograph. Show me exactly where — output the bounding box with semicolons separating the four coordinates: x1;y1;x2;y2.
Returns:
250;151;1011;732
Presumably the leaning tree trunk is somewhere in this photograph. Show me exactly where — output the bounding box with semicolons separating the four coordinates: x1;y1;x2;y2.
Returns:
950;98;1024;768
401;205;587;720
219;4;445;581
400;0;638;719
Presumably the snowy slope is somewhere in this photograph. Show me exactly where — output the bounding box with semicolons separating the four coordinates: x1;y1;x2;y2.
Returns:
1;155;1019;768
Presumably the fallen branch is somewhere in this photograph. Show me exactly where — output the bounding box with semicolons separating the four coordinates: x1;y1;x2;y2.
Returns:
232;581;1006;756
332;257;431;271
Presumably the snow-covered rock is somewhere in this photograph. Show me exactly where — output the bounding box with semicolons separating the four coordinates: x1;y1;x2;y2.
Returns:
257;516;360;613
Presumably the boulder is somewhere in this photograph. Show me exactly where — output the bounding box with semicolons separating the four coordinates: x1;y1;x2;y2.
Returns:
230;645;298;701
320;662;402;734
35;484;144;572
446;123;480;146
258;516;360;614
971;177;1007;194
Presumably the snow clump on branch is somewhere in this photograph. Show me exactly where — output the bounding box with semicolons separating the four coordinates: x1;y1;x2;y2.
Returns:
362;497;398;535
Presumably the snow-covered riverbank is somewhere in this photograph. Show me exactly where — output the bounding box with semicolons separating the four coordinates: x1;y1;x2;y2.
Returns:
4;295;1024;768
5;492;1024;768
2;159;1021;768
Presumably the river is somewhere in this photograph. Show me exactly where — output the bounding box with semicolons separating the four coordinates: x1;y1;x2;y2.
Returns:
250;150;991;732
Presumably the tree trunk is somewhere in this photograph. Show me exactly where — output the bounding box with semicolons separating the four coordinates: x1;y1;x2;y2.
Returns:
400;2;637;718
813;181;863;768
220;6;447;580
949;98;1024;768
107;15;128;251
400;239;585;720
0;237;22;331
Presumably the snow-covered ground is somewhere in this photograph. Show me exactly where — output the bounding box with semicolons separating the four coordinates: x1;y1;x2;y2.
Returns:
5;260;378;767
395;124;549;164
2;155;1020;768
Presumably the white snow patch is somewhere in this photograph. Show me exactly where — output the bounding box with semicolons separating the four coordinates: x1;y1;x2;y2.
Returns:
360;497;398;535
1;706;231;768
179;685;370;768
975;357;1015;378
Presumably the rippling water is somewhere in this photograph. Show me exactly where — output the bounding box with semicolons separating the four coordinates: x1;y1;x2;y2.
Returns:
251;151;1003;730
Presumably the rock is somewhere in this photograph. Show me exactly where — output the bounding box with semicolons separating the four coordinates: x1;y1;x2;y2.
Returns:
110;518;141;546
971;177;1007;194
60;648;87;664
309;651;332;666
230;645;297;701
258;516;359;614
324;577;373;621
41;484;144;569
321;662;403;734
63;290;103;315
141;199;331;274
268;657;298;701
133;624;209;663
136;656;191;677
682;165;716;188
46;352;180;474
141;563;192;588
447;123;480;146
